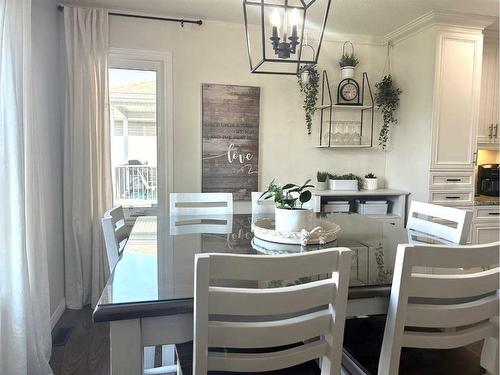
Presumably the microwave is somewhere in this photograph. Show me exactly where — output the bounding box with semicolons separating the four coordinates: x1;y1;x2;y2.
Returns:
477;164;499;197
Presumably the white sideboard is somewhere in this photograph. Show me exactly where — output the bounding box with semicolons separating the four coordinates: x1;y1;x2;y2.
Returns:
310;189;410;227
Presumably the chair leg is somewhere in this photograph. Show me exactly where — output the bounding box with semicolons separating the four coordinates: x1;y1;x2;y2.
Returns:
161;345;175;367
144;346;156;370
481;337;499;375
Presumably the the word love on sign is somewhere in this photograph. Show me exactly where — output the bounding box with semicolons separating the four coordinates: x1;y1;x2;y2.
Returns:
202;84;260;201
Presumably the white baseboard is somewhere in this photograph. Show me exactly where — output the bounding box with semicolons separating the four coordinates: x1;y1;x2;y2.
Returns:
50;298;66;330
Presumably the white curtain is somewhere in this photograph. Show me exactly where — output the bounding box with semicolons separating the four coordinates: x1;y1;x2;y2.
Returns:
63;6;112;309
0;0;53;374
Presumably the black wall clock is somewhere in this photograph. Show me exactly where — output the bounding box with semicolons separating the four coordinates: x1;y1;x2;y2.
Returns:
337;78;361;105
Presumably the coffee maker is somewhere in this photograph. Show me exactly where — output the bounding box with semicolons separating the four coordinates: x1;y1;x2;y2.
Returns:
477;164;499;196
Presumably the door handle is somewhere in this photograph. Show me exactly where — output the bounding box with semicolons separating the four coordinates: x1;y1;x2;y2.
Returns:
472;151;478;165
446;178;461;182
488;212;500;216
489;124;493;139
494;124;498;138
445;196;461;199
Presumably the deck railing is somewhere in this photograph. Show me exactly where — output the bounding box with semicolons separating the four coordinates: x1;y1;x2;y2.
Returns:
114;165;157;204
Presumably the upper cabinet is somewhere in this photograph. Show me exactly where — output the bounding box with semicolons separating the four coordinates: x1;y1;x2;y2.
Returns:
430;31;483;170
478;36;499;144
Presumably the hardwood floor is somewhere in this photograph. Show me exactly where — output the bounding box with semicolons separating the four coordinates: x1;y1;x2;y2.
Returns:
50;307;110;375
50;308;484;375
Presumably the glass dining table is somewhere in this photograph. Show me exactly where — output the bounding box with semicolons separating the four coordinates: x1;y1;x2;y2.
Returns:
95;212;446;375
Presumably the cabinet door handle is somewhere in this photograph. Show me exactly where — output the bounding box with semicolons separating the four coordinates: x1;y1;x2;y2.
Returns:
473;151;478;165
495;124;498;138
446;178;461;182
488;212;500;216
489;124;494;139
445;196;461;199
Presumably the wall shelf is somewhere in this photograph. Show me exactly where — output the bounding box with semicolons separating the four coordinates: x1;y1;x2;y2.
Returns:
316;71;375;148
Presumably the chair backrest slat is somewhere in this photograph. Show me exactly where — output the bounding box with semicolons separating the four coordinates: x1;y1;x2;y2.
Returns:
207;339;328;373
405;293;499;328
208;309;331;348
169;215;233;235
101;206;128;272
208;250;339;281
208;279;336;316
378;241;500;375
409;268;499;298
193;248;352;375
170;193;233;216
407;201;472;244
401;320;495;350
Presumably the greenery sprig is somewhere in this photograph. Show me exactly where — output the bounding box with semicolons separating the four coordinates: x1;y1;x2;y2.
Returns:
375;75;402;149
260;179;314;209
365;173;376;178
297;65;320;135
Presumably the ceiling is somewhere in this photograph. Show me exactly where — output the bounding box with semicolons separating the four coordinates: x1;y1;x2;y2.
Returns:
66;0;499;36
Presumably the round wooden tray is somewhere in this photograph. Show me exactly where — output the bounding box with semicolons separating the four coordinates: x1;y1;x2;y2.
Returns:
251;217;341;246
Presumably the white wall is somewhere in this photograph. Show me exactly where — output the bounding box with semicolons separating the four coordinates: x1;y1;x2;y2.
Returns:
384;27;437;203
32;0;65;320
108;17;388;203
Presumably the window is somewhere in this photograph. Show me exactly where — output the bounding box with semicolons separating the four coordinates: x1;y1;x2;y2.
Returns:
108;49;173;215
109;68;158;208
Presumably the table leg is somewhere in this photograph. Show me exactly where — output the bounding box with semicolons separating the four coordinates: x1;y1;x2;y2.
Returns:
110;319;142;375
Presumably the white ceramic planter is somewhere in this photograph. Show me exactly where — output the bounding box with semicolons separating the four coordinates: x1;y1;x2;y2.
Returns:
300;70;310;85
275;207;313;232
363;178;378;190
316;180;328;190
329;179;358;191
341;66;355;79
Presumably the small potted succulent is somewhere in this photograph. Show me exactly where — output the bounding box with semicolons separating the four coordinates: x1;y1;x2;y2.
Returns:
316;171;329;191
260;179;314;232
328;173;362;191
339;41;359;79
364;173;378;190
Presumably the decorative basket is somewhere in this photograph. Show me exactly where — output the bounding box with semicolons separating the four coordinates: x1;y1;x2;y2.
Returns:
252;217;341;246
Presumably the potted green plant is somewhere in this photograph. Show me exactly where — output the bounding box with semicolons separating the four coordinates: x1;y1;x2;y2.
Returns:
363;173;378;190
260;179;315;232
297;65;320;135
328;173;362;191
375;75;402;149
316;171;329;190
339;41;359;79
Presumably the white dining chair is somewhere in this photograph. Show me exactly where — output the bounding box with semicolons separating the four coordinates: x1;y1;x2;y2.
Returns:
406;201;472;244
169;193;233;216
102;206;128;272
189;248;352;374
251;191;275;215
378;242;499;375
102;207;176;375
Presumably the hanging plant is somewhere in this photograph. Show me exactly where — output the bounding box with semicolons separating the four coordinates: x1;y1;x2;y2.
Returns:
297;65;320;135
375;75;402;149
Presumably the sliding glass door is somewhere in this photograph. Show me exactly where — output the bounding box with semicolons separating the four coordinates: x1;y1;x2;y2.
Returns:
108;49;173;218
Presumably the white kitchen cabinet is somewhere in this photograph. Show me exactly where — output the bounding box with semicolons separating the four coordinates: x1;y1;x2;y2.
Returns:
430;31;483;170
471;205;499;244
472;223;499;244
478;37;499;144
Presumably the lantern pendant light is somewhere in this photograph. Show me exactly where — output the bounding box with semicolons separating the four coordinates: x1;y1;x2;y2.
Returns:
243;0;332;75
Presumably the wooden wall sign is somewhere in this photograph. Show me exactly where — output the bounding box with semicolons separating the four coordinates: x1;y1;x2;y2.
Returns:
202;84;260;201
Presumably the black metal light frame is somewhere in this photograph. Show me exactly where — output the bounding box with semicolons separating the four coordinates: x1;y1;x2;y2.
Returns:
243;0;332;75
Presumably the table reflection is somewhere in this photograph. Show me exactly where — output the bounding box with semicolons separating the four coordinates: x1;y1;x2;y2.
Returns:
104;213;442;307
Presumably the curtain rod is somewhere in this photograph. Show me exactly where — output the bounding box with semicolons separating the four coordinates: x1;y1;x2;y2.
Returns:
57;5;203;26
